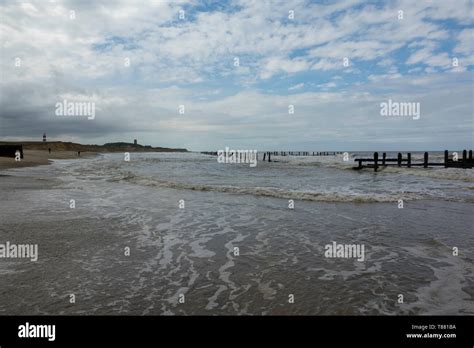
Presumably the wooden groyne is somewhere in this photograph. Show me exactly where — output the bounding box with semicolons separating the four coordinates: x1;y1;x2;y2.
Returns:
201;151;343;162
259;151;343;161
354;150;473;171
266;151;342;156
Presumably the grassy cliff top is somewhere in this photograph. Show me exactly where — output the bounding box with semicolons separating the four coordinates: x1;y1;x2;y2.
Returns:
0;141;188;153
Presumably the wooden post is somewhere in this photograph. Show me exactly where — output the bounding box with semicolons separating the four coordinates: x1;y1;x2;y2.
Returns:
407;153;411;168
424;152;428;168
397;153;402;167
382;152;386;166
374;152;378;172
268;152;271;162
444;150;448;168
469;150;472;161
463;150;467;165
358;160;362;169
263;153;266;161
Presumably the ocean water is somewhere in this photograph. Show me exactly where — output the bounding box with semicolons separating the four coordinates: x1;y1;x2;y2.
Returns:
0;152;473;315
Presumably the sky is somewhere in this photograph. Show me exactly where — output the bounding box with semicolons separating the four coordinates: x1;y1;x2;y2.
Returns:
0;0;473;151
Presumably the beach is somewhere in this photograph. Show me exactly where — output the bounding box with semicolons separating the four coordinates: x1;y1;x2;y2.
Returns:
0;152;473;315
0;150;97;171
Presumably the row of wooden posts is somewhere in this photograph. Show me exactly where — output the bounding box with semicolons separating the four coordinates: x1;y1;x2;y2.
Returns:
201;150;474;169
201;151;342;162
354;150;473;171
261;151;343;162
266;151;341;156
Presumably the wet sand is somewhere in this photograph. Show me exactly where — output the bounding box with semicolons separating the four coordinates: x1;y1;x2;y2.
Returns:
0;150;97;170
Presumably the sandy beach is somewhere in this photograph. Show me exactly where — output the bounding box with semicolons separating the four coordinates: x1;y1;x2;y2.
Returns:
0;150;98;171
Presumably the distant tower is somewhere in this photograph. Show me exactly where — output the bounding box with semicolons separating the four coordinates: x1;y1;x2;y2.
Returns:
134;139;137;145
43;133;47;142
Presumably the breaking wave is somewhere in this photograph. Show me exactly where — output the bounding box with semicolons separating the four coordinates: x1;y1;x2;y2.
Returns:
112;172;469;203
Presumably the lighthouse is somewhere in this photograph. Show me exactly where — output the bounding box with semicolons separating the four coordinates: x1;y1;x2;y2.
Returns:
43;133;47;142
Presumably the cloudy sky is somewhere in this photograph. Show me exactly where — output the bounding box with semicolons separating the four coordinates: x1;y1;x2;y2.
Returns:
1;0;473;151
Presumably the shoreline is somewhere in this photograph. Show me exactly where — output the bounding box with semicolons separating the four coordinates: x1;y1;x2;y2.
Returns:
0;140;188;153
0;152;472;315
0;150;98;171
0;172;471;315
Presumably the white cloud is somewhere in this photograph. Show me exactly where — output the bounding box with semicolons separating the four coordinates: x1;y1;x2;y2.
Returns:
317;82;337;89
288;83;304;91
260;57;310;79
1;0;472;149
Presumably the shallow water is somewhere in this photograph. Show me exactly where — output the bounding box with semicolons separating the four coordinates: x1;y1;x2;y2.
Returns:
0;152;473;315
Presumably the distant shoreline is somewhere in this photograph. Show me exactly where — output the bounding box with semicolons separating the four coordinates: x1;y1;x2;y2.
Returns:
0;140;188;153
0;141;188;170
0;150;98;170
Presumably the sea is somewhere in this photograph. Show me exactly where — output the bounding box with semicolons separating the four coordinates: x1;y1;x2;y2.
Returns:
0;151;473;315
